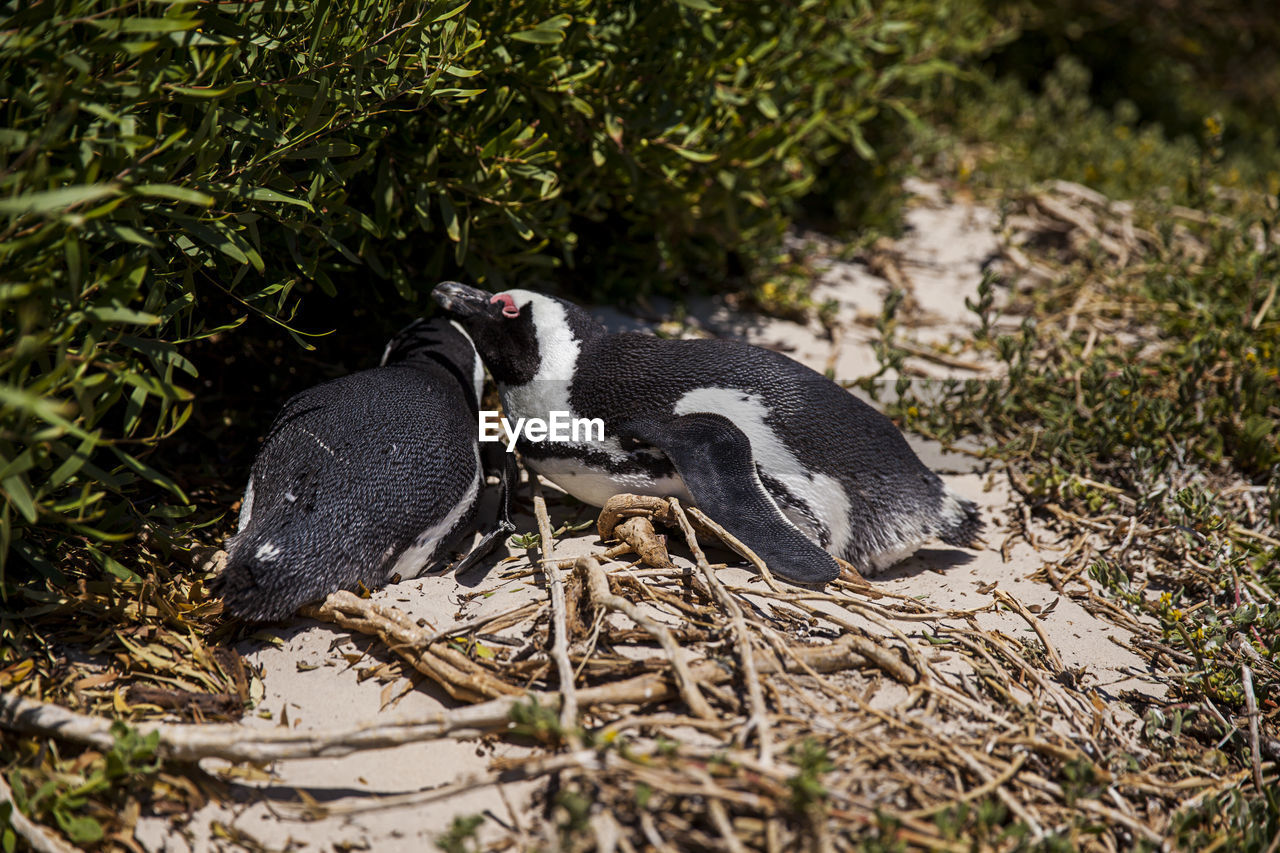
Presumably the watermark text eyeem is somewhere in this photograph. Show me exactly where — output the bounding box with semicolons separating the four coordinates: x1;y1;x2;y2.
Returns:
479;410;604;452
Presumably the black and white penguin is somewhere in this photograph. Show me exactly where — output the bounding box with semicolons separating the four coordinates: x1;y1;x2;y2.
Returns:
433;282;981;584
216;318;515;621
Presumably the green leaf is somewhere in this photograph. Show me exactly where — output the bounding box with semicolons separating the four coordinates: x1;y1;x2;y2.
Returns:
101;554;141;581
1;476;36;523
86;17;198;34
245;187;315;211
132;184;215;206
674;0;721;11
84;306;162;326
96;223;160;248
847;122;876;160
665;145;717;162
54;810;103;844
432;88;486;98
0;184;121;216
47;436;96;490
510;29;564;44
439;192;460;241
430;2;470;22
504;208;534;240
166;82;256;98
176;217;263;271
111;448;188;502
0;385;97;443
0;449;36;483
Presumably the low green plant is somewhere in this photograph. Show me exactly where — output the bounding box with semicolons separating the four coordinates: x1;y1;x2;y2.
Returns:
435;814;485;853
886;63;1279;844
4;721;161;846
786;737;835;815
1171;785;1280;853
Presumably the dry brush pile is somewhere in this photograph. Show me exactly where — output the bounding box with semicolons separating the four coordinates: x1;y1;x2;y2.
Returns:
6;468;1270;851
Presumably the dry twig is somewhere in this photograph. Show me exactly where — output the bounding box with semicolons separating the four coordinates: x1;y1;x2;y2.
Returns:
531;474;582;743
670;497;775;766
576;556;716;720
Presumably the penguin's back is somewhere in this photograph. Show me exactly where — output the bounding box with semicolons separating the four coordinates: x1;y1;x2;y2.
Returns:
569;333;976;567
222;361;481;620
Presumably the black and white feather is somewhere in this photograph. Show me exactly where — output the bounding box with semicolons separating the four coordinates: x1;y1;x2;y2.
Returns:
434;282;982;585
217;318;511;622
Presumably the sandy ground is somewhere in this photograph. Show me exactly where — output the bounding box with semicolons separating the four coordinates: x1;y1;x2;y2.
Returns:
135;182;1163;851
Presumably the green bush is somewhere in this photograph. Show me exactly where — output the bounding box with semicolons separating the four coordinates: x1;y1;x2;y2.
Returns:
980;0;1280;166
0;0;1004;582
924;55;1280;204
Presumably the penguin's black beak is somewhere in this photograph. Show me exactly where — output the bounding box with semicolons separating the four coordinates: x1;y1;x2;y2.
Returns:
432;281;494;318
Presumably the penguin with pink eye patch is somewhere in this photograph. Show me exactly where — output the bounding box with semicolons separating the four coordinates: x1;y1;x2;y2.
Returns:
433;281;983;585
492;293;521;318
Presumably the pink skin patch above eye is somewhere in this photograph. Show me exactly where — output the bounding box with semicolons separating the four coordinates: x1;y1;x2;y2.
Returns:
490;293;520;318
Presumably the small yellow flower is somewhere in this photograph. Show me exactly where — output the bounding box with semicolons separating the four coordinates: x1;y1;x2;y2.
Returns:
1159;592;1172;606
908;406;919;418
1171;608;1183;621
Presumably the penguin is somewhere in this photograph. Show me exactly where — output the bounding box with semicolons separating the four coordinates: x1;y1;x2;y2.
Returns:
432;281;982;584
215;318;516;621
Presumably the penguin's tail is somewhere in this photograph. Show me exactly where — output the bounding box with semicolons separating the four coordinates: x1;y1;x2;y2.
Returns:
937;491;984;548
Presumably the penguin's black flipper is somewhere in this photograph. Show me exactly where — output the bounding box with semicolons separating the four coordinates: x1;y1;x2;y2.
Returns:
617;413;841;585
454;449;518;575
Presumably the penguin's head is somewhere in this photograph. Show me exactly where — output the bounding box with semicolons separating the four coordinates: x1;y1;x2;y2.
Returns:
432;282;602;385
380;317;484;409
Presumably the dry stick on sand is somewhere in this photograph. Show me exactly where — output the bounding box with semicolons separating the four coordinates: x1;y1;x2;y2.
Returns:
576;556;717;720
532;473;581;743
1;640;872;763
1242;663;1266;792
902;753;1029;820
992;588;1065;674
777;598;920;687
597;494;717;543
301;592;520;702
554;542;634;570
274;749;605;819
613;516;675;568
669;497;775;766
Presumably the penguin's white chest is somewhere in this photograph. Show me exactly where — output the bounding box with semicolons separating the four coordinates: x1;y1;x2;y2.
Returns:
499;380;692;507
525;455;693;508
